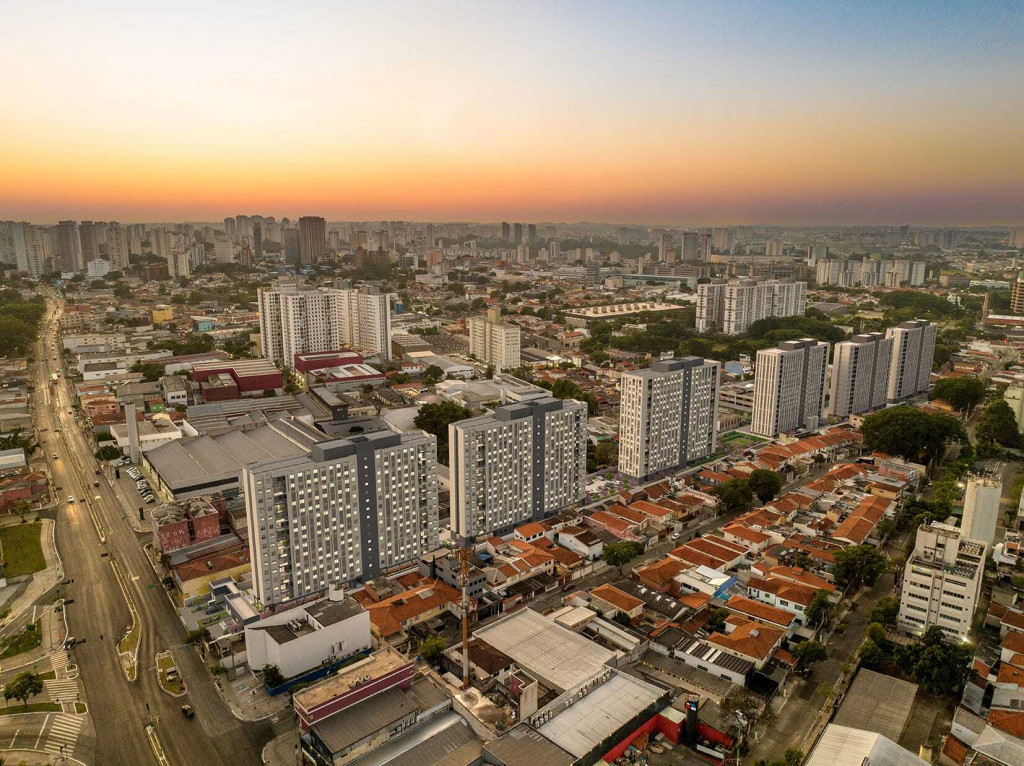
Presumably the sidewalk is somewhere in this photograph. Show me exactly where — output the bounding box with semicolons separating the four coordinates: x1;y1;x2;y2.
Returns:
214;669;290;722
262;730;300;766
0;519;62;636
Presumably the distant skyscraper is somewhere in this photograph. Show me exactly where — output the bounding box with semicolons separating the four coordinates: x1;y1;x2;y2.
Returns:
55;221;82;273
104;222;129;271
252;222;263;261
827;333;892;418
885;320;936;402
298;216;326;264
469;307;520;372
1;222;46;276
1011;227;1024;249
223;217;236;236
282;227;300;264
235;215;253;240
680;232;698;261
513;223;523;243
548;240;560;259
765;239;784;257
501;221;510;241
806;245;829;265
526;223;536;242
450;398;587;540
657;232;669;263
78;221;100;264
712;227;736;253
618;357;720;481
751;339;828;437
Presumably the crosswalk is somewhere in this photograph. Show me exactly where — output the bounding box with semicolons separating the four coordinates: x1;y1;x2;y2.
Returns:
43;713;83;756
45;678;79;702
50;650;70;671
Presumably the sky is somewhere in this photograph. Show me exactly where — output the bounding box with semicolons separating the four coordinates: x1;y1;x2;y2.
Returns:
1;1;1022;226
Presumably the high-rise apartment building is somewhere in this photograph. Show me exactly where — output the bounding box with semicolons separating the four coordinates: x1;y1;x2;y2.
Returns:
961;475;1002;548
449;398;587;540
1011;227;1024;249
168;250;191;280
696;279;807;334
885;320;936;402
806;245;829;266
253;222;263;261
0;222;46;276
712;227;736;253
282;227;300;264
513;223;523;244
765;239;784;257
751;339;828;437
298;216;327;264
469;307;520;372
258;284;392;366
827;333;893;418
56;220;83;273
223;217;236;236
243;431;438;606
78;221;100;265
618;357;720;481
501;221;510;241
104;223;129;271
1011;272;1024;315
897;522;985;640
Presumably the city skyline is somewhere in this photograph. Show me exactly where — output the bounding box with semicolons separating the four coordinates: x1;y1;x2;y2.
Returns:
2;1;1022;226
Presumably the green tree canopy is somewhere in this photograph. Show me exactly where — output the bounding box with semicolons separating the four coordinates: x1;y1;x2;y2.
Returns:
792;640;828;668
712;478;753;511
831;544;887;589
803;590;832;629
418;635;446;664
603;541;644;572
859;407;966;463
929;376;986;413
868;596;900;627
422;364;444;384
3;671;43;707
748;469;783;503
975;398;1022;448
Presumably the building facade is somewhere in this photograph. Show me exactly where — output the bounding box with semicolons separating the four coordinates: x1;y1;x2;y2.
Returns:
243;431;439;607
751;339;828;437
298;216;327;264
449;397;587;540
618;357;720;481
827;332;893;418
897;522;985;640
885;320;936;402
696;279;807;334
468;307;521;372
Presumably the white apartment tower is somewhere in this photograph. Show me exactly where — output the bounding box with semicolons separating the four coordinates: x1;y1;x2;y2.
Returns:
897;522;986;641
468;307;521;372
961;475;1002;548
751;339;829;437
243;431;438;606
886;320;937;402
258;284;392;367
449;397;587;540
696;279;807;334
0;222;47;276
827;332;893;418
104;223;129;271
618;357;720;481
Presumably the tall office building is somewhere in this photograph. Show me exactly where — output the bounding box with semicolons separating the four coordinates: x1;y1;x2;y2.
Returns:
548;240;560;260
235;215;253;241
258;284;392;366
56;220;83;273
658;232;669;262
253;222;263;261
104;223;129;271
765;239;784;257
513;223;523;244
450;398;587;540
680;231;709;262
244;431;438;606
0;222;16;266
696;279;807;334
78;221;100;265
885;320;936;402
0;222;46;276
961;476;1002;548
698;232;712;262
618;357;720;481
168;250;191;279
223;217;236;236
827;333;893;418
897;522;985;641
298;216;327;264
751;339;829;437
150;227;173;260
526;224;536;242
282;227;300;264
712;227;736;253
469;307;521;373
501;221;510;241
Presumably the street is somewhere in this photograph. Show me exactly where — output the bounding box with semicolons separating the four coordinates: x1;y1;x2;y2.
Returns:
27;296;272;765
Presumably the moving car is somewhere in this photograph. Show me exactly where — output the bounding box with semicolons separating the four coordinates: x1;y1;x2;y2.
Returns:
181;705;195;720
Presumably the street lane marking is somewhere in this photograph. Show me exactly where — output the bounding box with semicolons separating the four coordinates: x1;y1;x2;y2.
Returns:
9;729;19;748
34;714;49;750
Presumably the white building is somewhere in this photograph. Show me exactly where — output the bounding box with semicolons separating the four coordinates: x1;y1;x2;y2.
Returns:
243;431;438;606
245;591;372;679
696;279;807;334
897;522;986;641
751;339;828;437
886;320;937;402
468;307;521;372
449;397;587;540
961;475;1002;547
104;223;129;271
258;284;392;367
827;332;893;418
212;235;234;264
618;357;720;481
168;250;191;279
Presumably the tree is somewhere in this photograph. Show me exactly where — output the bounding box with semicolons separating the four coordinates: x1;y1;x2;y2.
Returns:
704;608;729;634
975;398;1022;448
792;640;827;669
261;665;285;688
413;401;471;465
859;407;966;464
803;590;832;629
95;445;122;461
929;376;986;414
912;637;972;696
262;388;277;397
547;378;598;416
184;628;210;645
748;469;783;503
3;671;43;707
713;478;753;511
602;541;644;573
422;364;445;385
131;361;165;382
831;545;887;589
484;364;495;380
113;283;131;300
868;596;900;627
418;635;446;664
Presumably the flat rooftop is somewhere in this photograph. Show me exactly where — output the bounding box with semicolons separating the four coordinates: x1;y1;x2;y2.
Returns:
833;668;918;742
293;646;411;713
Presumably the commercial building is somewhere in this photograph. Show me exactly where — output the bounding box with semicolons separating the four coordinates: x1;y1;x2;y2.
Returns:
449;397;587;540
827;333;893;417
886;320;937;402
961;475;1002;547
618;357;720;481
243;430;439;606
468;307;521;372
897;522;986;640
298;216;327;264
751;339;828;437
695;279;807;334
191;358;283;398
152;496;221;553
258;285;392;366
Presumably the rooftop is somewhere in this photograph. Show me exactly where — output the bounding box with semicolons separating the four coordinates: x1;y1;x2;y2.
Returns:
293;646;411;714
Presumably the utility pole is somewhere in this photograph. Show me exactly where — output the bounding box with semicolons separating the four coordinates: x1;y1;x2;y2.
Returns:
458;547;471;690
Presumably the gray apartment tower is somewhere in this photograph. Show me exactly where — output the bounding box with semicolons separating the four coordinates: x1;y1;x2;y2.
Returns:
827;332;893;418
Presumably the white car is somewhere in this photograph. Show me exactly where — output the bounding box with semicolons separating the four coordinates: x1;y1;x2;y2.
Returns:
67;495;74;503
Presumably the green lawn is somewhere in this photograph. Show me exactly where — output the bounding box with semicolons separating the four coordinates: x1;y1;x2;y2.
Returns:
0;702;61;716
0;620;42;659
0;523;46;577
157;653;184;695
